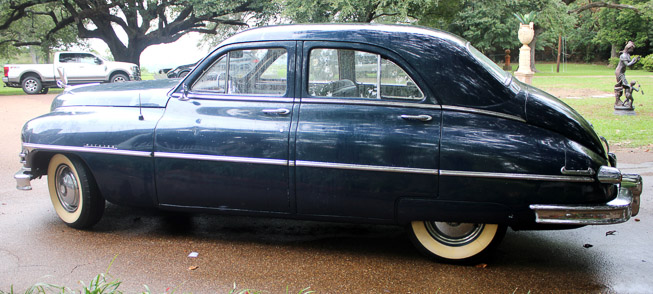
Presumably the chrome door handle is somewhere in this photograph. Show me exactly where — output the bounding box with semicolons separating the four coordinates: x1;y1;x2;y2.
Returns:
262;108;290;115
400;114;432;122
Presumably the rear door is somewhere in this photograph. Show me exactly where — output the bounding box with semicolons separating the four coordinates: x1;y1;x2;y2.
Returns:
294;42;441;221
155;42;296;213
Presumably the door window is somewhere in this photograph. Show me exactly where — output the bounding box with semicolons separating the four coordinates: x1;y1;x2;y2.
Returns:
308;48;423;100
192;48;288;96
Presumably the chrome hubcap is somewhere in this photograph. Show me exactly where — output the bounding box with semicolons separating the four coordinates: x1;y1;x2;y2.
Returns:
25;80;38;92
113;76;126;82
55;165;80;212
425;222;484;246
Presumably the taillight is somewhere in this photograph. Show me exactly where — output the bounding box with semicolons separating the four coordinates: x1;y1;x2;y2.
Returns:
3;66;8;77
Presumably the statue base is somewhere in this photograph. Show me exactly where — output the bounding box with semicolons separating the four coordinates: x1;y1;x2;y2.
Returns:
515;71;534;84
614;109;637;116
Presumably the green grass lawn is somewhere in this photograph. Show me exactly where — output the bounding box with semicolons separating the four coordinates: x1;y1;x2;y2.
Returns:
529;63;653;148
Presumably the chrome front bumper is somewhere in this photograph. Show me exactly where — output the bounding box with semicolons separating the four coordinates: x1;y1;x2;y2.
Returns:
530;173;642;225
14;167;33;191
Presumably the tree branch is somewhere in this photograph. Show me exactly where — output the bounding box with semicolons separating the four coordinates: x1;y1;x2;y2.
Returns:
569;2;639;14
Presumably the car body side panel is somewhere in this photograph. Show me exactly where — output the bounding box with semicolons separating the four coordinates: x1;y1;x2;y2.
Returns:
439;110;610;207
22;107;164;207
154;97;294;212
294;102;441;220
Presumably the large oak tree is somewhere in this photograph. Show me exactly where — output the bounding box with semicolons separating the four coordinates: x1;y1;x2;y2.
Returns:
1;0;275;65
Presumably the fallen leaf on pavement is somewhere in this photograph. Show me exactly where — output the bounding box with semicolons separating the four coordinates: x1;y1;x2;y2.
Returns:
188;265;198;271
635;218;641;222
583;244;593;248
475;263;488;268
606;230;617;236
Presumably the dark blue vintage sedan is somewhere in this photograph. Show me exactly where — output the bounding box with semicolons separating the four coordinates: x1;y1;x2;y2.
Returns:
15;24;642;263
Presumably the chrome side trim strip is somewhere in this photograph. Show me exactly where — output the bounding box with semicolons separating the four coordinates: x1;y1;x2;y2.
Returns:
440;170;594;183
441;105;526;122
174;92;294;103
296;160;438;175
154;152;288;166
301;98;441;110
22;143;152;158
561;167;596;176
21;143;597;183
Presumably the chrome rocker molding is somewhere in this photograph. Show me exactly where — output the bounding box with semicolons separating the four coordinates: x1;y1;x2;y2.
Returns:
530;168;643;225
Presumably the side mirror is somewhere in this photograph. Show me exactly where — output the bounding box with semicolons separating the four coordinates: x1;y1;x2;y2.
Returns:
95;58;103;65
56;67;68;88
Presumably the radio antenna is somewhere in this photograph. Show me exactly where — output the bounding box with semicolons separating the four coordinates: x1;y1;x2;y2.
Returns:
138;94;144;121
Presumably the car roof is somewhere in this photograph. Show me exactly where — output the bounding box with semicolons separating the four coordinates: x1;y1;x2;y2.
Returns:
220;24;468;49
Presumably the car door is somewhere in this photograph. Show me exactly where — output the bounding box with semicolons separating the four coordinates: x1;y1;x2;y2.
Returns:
155;42;296;213
294;42;441;221
58;53;105;82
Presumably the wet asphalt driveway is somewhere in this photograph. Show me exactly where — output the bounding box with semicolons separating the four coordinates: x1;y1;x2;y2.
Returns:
1;94;652;293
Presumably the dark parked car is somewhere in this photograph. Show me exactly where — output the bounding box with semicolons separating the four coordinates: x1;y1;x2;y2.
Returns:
15;24;642;263
165;61;197;78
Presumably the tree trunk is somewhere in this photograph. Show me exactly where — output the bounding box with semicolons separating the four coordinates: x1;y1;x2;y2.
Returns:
556;35;562;73
611;43;618;58
102;35;145;66
29;46;40;64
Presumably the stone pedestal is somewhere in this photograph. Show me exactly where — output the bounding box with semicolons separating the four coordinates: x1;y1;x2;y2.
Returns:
515;71;534;84
515;22;535;84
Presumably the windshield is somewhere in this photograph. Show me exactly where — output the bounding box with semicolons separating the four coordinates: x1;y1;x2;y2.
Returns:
467;43;511;85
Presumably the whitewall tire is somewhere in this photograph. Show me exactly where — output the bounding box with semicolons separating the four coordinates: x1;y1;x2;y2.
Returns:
409;221;506;263
47;154;105;229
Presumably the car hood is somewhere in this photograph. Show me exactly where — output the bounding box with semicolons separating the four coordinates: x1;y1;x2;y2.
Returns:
522;82;606;158
51;79;178;110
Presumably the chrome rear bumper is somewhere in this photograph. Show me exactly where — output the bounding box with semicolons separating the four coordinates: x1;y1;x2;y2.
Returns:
530;173;642;225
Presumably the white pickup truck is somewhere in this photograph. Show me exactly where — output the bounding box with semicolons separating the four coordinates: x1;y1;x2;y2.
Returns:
3;51;140;94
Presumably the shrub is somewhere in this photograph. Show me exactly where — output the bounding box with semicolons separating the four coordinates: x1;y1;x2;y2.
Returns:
608;55;643;69
631;55;643;70
640;54;653;72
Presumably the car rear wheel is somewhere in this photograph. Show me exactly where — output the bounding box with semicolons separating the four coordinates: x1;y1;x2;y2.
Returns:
21;75;43;94
47;154;105;229
110;73;129;83
409;221;506;263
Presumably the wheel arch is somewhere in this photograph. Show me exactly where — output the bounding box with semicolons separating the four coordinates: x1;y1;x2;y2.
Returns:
109;70;130;81
396;198;518;225
28;150;95;182
20;71;44;83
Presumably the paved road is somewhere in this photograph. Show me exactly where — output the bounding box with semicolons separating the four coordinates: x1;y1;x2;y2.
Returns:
1;94;651;293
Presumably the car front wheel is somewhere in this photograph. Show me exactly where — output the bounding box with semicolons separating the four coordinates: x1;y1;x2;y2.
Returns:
47;154;105;229
409;221;506;263
110;73;129;83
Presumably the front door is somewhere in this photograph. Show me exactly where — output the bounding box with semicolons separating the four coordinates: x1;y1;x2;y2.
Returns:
155;42;296;213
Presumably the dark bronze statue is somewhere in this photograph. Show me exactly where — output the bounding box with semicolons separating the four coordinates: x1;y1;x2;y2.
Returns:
614;41;640;110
